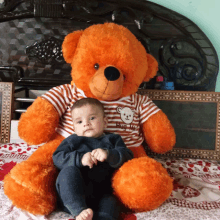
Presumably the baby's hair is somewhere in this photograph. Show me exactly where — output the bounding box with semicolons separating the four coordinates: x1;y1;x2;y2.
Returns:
71;98;105;116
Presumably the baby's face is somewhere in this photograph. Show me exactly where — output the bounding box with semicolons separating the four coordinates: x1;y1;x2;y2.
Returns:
71;104;107;138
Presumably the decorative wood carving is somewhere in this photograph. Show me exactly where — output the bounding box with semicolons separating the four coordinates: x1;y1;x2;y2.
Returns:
0;82;13;143
0;0;219;90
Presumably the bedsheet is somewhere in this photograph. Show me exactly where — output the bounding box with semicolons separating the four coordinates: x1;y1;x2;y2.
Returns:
1;143;220;220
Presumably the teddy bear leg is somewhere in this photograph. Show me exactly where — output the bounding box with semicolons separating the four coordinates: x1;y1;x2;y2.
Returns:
3;132;65;215
26;132;65;165
128;145;148;158
112;156;173;212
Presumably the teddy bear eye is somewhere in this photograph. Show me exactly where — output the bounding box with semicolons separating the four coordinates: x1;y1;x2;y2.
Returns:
94;63;99;70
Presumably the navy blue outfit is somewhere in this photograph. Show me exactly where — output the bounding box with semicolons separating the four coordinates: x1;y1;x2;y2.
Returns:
53;133;133;220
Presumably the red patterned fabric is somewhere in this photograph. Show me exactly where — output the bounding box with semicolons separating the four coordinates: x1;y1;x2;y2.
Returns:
0;161;16;181
155;157;220;210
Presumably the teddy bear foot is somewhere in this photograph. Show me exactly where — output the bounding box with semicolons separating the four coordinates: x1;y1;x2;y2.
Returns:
4;160;58;215
112;157;173;212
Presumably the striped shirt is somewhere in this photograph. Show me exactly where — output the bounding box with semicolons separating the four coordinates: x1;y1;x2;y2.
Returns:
42;84;160;148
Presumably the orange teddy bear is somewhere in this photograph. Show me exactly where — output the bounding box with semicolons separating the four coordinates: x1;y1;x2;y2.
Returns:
4;23;176;215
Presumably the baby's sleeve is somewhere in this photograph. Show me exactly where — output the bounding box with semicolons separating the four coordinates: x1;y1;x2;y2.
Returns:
52;138;83;170
106;134;133;168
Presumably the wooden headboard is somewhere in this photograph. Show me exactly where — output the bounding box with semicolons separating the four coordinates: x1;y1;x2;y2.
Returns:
0;0;219;91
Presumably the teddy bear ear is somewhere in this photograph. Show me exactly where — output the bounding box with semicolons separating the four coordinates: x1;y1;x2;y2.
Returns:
62;30;84;63
143;54;159;82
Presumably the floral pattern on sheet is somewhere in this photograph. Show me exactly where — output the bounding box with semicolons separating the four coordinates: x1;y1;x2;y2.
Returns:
135;202;220;220
0;143;39;154
0;161;17;181
154;157;220;209
0;143;39;189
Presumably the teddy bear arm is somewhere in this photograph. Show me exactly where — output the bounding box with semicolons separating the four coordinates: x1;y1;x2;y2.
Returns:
142;110;176;153
18;97;60;145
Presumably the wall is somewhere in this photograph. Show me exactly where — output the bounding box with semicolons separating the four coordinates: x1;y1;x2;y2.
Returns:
148;0;220;91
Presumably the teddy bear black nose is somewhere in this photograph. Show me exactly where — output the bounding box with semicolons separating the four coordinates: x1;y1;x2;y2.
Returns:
104;66;120;81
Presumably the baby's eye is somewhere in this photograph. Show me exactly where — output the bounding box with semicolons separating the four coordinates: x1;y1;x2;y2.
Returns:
77;121;82;124
90;116;95;120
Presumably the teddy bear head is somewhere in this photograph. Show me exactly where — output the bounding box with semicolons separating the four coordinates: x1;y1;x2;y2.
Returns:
62;22;158;101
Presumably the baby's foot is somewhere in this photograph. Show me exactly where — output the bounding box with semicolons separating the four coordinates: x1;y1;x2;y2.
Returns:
76;208;93;220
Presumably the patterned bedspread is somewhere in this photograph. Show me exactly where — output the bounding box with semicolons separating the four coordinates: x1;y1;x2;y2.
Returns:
1;143;220;220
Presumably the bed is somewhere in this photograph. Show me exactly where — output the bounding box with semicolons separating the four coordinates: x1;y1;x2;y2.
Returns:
1;142;220;220
1;0;220;219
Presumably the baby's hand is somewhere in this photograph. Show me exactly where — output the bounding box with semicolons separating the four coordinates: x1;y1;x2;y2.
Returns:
91;149;108;162
81;152;97;169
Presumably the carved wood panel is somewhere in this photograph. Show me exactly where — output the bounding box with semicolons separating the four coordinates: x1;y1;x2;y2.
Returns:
0;0;219;90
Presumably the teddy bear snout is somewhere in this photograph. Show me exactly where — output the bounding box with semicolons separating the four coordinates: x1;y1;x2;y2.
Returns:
104;66;120;81
89;65;124;100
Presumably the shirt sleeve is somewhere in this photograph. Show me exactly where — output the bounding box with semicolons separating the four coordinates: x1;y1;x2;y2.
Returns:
41;84;75;117
138;93;161;124
106;134;134;168
52;138;83;170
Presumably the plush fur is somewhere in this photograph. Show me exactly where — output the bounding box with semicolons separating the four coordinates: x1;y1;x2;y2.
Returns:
4;23;176;215
112;157;173;212
4;133;64;214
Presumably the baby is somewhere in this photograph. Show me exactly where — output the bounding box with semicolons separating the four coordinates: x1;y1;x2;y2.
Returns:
53;98;133;220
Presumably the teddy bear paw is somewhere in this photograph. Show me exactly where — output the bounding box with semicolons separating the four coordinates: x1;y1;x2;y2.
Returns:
112;157;173;212
4;160;58;215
